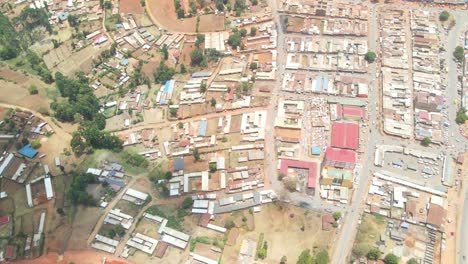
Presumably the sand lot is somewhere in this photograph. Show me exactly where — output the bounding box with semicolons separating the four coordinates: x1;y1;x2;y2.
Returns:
222;203;336;263
146;0;224;32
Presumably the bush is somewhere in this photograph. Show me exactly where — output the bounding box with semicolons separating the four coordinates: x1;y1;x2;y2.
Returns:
250;62;258;70
278;173;285;181
29;85;38;95
407;258;418;264
439;11;450;22
228;33;242;48
210;98;217;107
190;48;204;66
365;51;376;63
30;140;41;149
284;179;296;192
280;256;287;264
193;147;200;161
384;253;399;264
297;249;315;264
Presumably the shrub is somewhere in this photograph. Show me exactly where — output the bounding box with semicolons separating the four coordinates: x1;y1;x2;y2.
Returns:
29;85;38;95
453;46;464;63
367;248;381;260
384;253;399;264
421;137;431;147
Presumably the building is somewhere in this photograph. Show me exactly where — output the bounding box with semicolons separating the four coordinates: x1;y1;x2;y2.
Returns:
279;159;319;189
18;144;38;159
325;147;356;169
122;188;149;205
331;122;359;150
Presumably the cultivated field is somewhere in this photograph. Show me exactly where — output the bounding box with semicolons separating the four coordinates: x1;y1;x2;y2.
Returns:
120;0;145;14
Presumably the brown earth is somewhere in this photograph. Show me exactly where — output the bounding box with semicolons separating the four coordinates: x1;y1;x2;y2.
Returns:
120;0;145;14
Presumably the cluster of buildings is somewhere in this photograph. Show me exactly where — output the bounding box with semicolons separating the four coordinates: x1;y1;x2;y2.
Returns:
379;9;413;139
411;10;446;143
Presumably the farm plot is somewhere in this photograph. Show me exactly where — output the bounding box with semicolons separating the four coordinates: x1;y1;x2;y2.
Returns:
120;0;145;14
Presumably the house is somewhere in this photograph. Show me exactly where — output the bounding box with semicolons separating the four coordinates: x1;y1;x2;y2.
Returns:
331;122;359;150
0;216;10;226
122;188;149;205
18;144;38;158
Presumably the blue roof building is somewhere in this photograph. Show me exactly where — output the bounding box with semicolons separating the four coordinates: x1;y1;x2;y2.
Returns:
18;144;38;159
197;120;208;137
311;147;321;155
174;158;184;171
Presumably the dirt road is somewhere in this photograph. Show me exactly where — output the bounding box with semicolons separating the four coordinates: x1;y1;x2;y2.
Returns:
8;250;132;264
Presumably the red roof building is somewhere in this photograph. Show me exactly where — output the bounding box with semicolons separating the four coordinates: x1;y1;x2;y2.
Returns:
279;159;319;189
325;147;356;169
331;122;359;150
4;245;16;260
0;216;10;226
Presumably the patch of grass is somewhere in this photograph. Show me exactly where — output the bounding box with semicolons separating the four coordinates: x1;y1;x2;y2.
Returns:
145;204;187;231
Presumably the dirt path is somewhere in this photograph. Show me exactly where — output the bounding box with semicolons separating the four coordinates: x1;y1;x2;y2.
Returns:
112;105;268;134
8;250;132;264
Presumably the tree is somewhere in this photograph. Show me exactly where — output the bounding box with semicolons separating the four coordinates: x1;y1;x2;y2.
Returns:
453;46;464;63
284;179;296;192
239;28;247;38
200;82;207;93
209;163;217;172
421;137;431;147
224;219;235;229
439;11;450;22
384;253;399;264
180;63;187;74
281;256;288;264
154;61;175;84
228;33;242;48
103;1;112;9
181;197;194;209
252;0;258;5
169;108;178;117
407;258;418;264
353;243;371;258
365;51;376;63
161;44;169;60
456;107;468;124
210;98;217;107
333;212;342;221
367;249;381;260
193;147;201;161
250;27;257;36
315;250;329;264
190;48;204;66
115;224;125;237
297;249;315;264
250;62;258;70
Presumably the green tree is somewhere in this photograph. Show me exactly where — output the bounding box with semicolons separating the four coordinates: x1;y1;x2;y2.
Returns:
210;98;217;107
161;44;169;60
439;11;450;22
384;253;399;264
407;258;418;264
154;61;175;84
190;48;204;66
333;212;342;221
250;27;257;36
193;147;200;161
367;248;381;260
103;1;112;9
180;63;187;74
315;250;329;264
250;62;258;70
169;108;178;117
200;82;207;93
30;140;41;149
252;0;258;5
453;46;464;63
421;137;431;147
353;243;371;258
297;249;315;264
456;107;468;124
115;224;125;236
228;33;242;48
239;28;247;37
281;256;288;264
181;197;193;209
365;51;376;63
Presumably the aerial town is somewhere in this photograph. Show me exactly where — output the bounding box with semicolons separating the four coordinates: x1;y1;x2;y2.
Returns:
0;0;467;263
